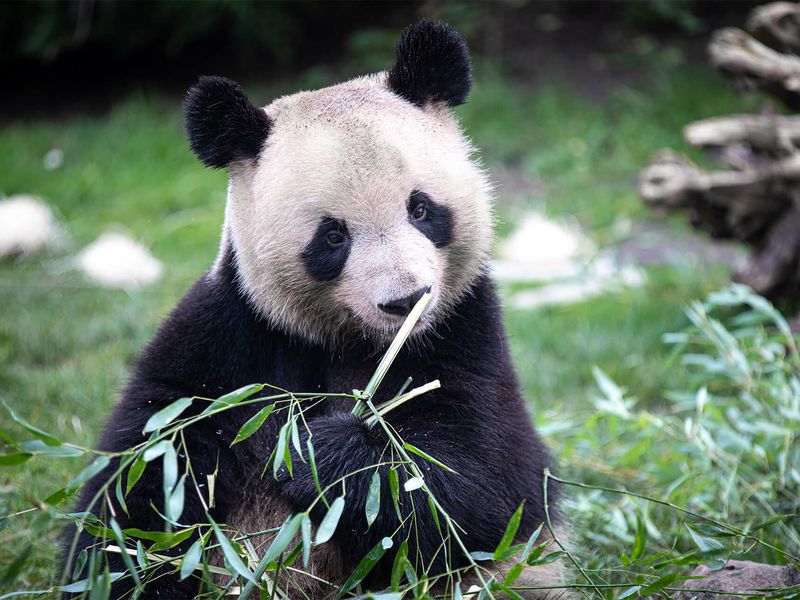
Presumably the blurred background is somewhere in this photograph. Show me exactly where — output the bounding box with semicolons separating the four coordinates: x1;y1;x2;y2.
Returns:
5;0;800;594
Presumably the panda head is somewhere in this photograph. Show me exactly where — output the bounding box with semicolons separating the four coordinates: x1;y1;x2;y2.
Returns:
185;21;493;345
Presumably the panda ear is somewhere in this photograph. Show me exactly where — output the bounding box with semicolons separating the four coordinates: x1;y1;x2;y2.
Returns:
386;20;472;108
184;76;272;169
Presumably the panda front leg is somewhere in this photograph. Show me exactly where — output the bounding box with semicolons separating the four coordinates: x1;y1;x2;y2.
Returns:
274;407;556;595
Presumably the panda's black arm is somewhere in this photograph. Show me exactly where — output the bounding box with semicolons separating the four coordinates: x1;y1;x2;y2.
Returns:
276;379;550;578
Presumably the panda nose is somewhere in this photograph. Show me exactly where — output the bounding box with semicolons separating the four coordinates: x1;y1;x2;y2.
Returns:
378;286;428;317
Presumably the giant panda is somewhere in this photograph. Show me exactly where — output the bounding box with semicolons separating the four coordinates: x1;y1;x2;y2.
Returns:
69;21;567;600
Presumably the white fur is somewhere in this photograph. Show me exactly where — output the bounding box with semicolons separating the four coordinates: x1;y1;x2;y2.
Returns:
223;73;493;344
76;232;162;288
0;195;61;258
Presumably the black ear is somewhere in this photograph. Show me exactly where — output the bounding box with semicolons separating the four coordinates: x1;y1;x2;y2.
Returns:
386;20;472;108
184;76;271;169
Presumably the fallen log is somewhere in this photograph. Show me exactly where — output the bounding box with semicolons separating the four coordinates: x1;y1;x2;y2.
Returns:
709;27;800;110
747;1;800;52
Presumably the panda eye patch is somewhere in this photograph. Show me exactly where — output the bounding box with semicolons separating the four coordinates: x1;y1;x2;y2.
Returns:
302;217;351;282
407;190;454;248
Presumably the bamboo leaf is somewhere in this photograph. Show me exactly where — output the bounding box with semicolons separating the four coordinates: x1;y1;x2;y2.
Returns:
339;537;393;596
315;496;345;545
126;456;147;495
273;425;287;478
109;519;140;586
301;514;312;568
403;442;456;473
180;537;203;581
231;404;275;446
68;456;111;491
209;517;256;583
5;404;61;446
306;439;327;506
166;474;186;523
265;513;303;563
142;441;171;462
202;384;265;415
387;468;401;521
390;540;408;591
494;502;524;560
0;452;32;466
403;477;424;492
631;513;647;561
365;472;381;529
143;398;193;433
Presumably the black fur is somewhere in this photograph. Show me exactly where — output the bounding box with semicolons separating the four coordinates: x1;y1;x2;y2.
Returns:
68;248;557;598
302;217;352;281
387;20;472;107
408;190;454;248
184;76;271;169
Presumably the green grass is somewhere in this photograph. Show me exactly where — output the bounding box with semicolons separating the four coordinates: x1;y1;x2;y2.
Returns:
0;56;754;592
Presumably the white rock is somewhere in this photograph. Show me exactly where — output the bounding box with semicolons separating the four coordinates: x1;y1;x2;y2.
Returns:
493;212;645;309
76;232;162;288
0;195;62;258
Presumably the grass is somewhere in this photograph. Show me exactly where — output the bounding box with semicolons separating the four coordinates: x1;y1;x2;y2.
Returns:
0;51;775;594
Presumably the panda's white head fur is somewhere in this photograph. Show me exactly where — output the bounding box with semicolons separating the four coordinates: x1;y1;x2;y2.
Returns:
185;21;493;346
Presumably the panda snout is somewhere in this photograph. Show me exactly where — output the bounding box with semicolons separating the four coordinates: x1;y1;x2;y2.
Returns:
377;286;429;317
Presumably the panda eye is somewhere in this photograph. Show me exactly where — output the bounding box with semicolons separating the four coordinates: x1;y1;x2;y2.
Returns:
326;230;345;247
411;201;427;221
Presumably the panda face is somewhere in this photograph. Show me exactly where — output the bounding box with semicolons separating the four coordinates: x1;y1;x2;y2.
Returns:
186;22;492;345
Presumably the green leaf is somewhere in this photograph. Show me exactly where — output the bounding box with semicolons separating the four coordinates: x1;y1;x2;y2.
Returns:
135;542;148;571
526;551;566;567
494;502;524;560
273;425;287;478
59;572;124;593
72;549;88;581
306;439;327;506
180;537;203;581
617;585;641;599
123;527;195;550
231;404;275;445
142;441;171;462
403;443;456;473
301;514;312;568
143;398;193;433
126;456;147;495
166;474;186;523
115;472;128;516
148;529;195;553
387;468;401;522
686;524;724;552
390;540;408;591
109;519;140;586
503;563;525;586
18;440;82;457
162;444;178;498
631;513;646;561
68;456;111;491
0;452;32;466
202;384;265;415
5;404;61;446
339;537;393;596
365;472;380;529
265;513;303;564
639;573;680;595
209;517;256;583
290;420;303;459
316;496;345;545
469;551;495;562
520;524;543;562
